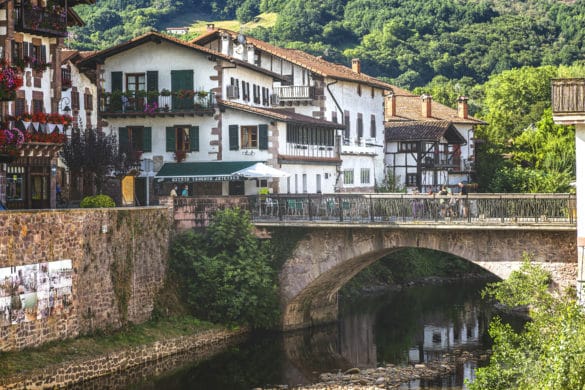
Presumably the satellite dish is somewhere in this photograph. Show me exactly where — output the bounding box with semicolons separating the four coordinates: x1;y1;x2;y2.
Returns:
237;33;246;45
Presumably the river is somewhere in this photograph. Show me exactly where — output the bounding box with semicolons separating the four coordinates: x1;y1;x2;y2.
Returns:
110;278;521;390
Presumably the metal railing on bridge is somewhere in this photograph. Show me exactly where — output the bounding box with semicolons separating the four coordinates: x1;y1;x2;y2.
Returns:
248;193;576;224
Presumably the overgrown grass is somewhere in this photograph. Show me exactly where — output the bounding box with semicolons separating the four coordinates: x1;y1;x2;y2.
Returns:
0;316;217;378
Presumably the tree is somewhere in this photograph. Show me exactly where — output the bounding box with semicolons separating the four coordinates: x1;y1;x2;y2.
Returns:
469;259;585;389
170;208;280;329
60;128;139;196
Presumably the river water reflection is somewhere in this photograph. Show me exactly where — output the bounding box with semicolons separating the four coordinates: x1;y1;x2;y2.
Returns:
117;279;506;390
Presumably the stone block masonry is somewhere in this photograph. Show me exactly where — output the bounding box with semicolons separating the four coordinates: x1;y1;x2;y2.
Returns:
0;207;173;352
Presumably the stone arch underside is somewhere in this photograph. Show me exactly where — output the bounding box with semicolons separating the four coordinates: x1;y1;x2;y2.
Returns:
278;227;576;330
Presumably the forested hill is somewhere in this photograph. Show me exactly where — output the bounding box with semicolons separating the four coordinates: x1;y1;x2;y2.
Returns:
70;0;585;90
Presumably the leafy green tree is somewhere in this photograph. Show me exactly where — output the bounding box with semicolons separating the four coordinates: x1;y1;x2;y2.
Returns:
469;259;585;389
170;208;280;329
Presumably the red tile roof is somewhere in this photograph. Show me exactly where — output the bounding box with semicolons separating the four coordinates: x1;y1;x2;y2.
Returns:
218;99;343;128
192;29;394;91
385;120;467;144
386;94;485;125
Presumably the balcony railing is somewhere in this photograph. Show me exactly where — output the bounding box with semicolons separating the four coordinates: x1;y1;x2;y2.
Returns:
284;142;337;159
100;90;214;115
14;4;68;37
552;79;585;114
273;86;315;101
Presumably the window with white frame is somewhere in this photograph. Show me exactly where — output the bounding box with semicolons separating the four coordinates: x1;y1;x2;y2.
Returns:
360;168;370;184
343;169;354;185
241;125;258;149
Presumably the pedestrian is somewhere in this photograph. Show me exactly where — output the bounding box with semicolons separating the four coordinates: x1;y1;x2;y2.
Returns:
181;185;189;197
458;182;469;218
170;185;178;197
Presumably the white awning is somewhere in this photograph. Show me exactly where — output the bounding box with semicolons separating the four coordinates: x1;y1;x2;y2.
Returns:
232;162;290;178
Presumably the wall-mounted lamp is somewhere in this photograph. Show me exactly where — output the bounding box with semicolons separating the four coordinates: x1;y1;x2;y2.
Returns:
59;97;71;113
51;164;57;176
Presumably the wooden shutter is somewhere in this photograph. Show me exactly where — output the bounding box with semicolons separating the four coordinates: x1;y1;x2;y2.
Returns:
259;124;268;150
229;125;239;150
146;71;158;104
189;126;199;152
142;127;152;152
23;42;29;59
119;127;128;153
166;127;176;152
40;45;47;64
171;70;194;109
111;71;123;92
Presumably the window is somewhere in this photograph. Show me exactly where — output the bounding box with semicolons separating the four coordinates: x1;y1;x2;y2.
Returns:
357;113;363;139
15;98;25;116
360;168;370;184
357;84;362;96
32;99;43;114
343;169;354;185
302;174;307;193
6;166;24;201
12;41;21;61
399;142;417;152
126;74;145;93
128;127;145;152
331;111;337;123
84;93;93;111
241;126;258;149
406;173;417;187
71;89;80;110
243;81;250;101
344;111;350;140
371;87;375;98
166;126;197;152
175;126;191;152
370;115;376;138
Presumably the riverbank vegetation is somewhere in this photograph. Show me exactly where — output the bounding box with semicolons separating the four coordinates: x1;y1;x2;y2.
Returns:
0;316;216;379
468;259;585;389
169;208;280;329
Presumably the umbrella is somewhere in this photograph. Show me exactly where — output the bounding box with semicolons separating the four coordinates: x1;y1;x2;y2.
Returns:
233;162;290;178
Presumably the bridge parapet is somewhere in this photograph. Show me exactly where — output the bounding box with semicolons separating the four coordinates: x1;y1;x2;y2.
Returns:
248;193;576;226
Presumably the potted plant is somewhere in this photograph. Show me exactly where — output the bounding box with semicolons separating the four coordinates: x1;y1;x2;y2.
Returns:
0;128;24;162
160;88;171;96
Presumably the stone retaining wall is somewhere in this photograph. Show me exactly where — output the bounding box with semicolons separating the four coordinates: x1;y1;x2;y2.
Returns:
0;207;173;351
0;327;248;389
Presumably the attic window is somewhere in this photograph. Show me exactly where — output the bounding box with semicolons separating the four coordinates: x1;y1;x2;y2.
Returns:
357;84;361;96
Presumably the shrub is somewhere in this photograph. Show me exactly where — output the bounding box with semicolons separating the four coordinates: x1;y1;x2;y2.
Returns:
80;194;116;208
170;208;280;329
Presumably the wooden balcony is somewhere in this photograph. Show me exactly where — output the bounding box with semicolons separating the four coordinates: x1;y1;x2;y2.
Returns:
273;86;314;102
551;79;585;125
283;142;337;159
14;4;68;38
100;91;215;118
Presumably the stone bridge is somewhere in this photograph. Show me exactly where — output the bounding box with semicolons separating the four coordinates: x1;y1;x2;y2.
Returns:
258;222;576;330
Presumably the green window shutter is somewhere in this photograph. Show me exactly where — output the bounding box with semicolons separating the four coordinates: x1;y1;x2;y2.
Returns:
143;127;152;152
23;42;29;58
146;71;158;104
229;125;239;150
119;127;128;153
166;127;176;152
111;71;123;92
259;124;268;150
171;70;194;109
189;126;199;152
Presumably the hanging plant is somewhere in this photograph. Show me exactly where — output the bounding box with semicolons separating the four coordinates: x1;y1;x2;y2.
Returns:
0;61;23;101
0;128;25;157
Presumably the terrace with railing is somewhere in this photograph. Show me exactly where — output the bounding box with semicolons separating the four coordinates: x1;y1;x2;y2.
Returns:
99;90;215;117
14;3;68;37
273;85;315;103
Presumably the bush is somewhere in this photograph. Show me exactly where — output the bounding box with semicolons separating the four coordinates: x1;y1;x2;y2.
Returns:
170;208;280;329
80;194;116;208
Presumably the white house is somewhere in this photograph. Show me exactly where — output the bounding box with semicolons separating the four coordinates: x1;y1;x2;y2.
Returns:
192;27;392;192
384;90;485;193
77;32;344;201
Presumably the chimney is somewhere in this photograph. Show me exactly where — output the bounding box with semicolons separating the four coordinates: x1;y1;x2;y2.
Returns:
421;94;432;118
351;58;361;74
385;93;396;118
457;96;469;119
206;23;215;31
220;33;230;56
246;43;255;64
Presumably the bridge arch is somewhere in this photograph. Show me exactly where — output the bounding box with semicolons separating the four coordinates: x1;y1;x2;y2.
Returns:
275;225;576;330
